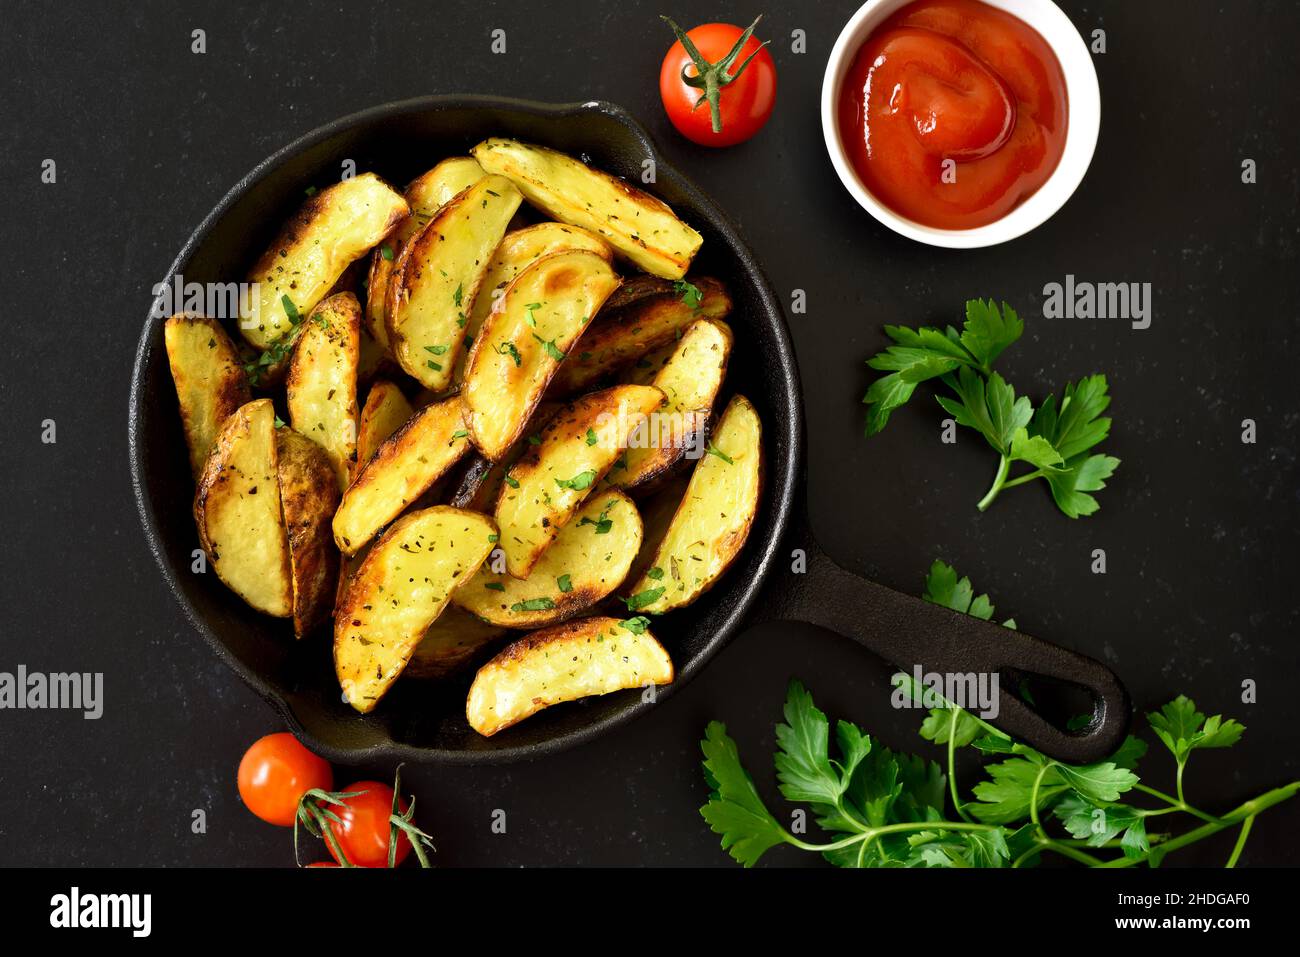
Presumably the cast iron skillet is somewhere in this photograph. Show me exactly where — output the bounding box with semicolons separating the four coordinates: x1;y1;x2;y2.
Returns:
129;95;1130;766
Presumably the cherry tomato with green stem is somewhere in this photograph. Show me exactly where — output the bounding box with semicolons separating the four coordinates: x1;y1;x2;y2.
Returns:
326;780;412;868
659;15;777;147
237;733;333;827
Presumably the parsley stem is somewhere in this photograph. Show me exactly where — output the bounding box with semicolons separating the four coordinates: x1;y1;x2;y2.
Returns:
1225;815;1254;868
1037;838;1105;867
1098;781;1299;868
1133;783;1222;825
784;820;1000;854
1000;468;1047;490
947;709;974;823
976;456;1011;511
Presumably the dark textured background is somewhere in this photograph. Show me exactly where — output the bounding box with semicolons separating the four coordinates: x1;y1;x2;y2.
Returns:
0;0;1296;866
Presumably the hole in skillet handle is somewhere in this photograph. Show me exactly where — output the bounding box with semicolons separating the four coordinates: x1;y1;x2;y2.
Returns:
749;514;1132;766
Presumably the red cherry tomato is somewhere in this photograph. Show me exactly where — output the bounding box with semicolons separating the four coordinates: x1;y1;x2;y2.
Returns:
326;781;411;868
237;733;333;827
659;17;777;147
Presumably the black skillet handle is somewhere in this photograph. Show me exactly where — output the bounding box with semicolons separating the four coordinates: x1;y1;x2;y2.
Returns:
751;501;1131;764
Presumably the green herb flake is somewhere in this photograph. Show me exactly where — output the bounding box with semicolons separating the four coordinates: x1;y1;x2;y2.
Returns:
555;470;597;491
705;443;734;465
511;597;556;612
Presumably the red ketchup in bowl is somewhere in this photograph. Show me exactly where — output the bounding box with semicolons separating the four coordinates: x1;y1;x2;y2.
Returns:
838;0;1068;230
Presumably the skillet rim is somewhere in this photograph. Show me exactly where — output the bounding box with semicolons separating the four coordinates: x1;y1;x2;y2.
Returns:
127;94;803;765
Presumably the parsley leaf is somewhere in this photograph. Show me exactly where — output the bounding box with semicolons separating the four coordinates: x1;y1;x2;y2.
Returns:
1044;452;1121;519
577;499;616;534
1148;696;1245;764
672;279;703;309
532;332;565;361
510;597;556;613
699;722;792;867
555;470;596;491
624;587;664;611
619;615;651;635
959;299;1024;367
863;301;1119;518
495;341;522;367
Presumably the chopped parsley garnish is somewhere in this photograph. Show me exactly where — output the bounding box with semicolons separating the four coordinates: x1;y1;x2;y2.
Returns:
673;279;703;309
578;499;616;535
705;443;734;465
557;574;573;593
533;333;565;361
555;470;597;491
624;587;665;611
281;295;302;326
496;341;522;367
620;616;652;635
511;597;556;612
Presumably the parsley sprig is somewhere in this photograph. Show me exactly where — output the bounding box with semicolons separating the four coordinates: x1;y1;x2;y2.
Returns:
863;300;1120;518
699;561;1298;868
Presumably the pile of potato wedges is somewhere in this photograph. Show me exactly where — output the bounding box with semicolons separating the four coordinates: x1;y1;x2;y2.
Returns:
165;139;762;736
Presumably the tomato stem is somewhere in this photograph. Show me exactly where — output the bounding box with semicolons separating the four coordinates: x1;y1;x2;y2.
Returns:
661;14;771;134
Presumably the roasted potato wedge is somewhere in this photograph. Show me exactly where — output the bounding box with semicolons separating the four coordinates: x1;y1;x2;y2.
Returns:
496;385;663;579
624;394;762;613
332;397;472;555
456;222;611;382
354;380;413;481
275;429;340;637
335;506;497;711
403;606;507;680
356;327;389;385
471;138;702;279
285;292;361;490
240;173;407;351
386;175;522;391
365;158;486;351
455;491;642;628
193;399;293;617
599;276;678;313
448;402;560;510
163;314;251;478
624;475;689;586
466;616;673;736
605;318;733;490
463;250;621;460
547;277;731;396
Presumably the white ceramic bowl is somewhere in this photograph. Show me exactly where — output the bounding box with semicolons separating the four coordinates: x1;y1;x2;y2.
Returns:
821;0;1100;248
